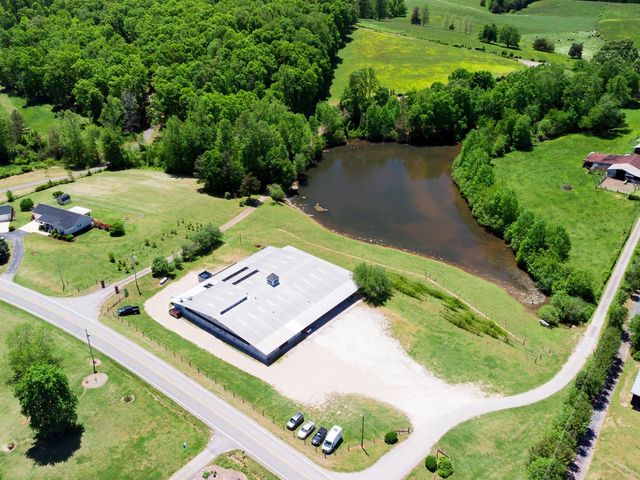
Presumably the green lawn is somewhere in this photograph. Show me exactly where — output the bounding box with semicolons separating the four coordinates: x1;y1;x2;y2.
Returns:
405;386;569;480
0;302;209;480
493;109;640;294
0;90;62;136
101;272;409;473
12;169;243;296
587;359;640;479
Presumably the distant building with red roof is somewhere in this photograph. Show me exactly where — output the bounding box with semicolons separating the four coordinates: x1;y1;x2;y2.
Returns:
583;152;640;183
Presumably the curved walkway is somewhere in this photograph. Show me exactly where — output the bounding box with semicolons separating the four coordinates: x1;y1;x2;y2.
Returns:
0;211;638;479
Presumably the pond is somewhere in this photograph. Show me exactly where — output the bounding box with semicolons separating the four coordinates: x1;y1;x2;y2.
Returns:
294;141;540;303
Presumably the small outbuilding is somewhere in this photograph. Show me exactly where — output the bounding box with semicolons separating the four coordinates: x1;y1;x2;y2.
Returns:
56;193;71;205
584;152;640;184
0;204;13;222
33;203;92;236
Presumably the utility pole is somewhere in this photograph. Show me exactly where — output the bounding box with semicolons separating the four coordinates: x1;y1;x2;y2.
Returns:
57;262;65;292
360;414;365;450
131;250;141;295
85;329;97;375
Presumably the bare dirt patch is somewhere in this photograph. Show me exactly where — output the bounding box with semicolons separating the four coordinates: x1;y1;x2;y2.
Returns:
145;269;490;426
197;465;247;480
82;372;108;389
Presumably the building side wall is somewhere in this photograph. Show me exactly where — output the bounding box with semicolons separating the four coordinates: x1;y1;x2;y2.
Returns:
174;304;270;364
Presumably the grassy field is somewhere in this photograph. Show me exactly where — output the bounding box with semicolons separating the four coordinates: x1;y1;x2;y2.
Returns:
0;302;209;480
329;28;521;99
405;386;569;480
101;272;409;472
493;109;640;293
211;450;280;480
598;3;640;48
587;359;640;479
12;169;243;296
0;90;61;136
330;0;640;102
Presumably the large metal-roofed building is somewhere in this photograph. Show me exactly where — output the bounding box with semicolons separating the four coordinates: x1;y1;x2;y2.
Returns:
171;245;358;364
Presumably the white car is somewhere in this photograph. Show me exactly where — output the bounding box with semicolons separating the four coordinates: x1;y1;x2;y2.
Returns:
297;421;316;439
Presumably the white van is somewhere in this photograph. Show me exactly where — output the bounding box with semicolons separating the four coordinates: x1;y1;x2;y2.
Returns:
322;425;343;454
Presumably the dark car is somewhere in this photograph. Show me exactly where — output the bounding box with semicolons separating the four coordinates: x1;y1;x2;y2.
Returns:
117;305;141;316
286;412;304;430
311;426;328;446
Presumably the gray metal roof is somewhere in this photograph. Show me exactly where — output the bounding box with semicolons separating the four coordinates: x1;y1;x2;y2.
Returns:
33;203;86;230
173;246;358;356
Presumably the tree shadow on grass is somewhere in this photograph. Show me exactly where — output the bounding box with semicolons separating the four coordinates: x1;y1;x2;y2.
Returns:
26;424;84;466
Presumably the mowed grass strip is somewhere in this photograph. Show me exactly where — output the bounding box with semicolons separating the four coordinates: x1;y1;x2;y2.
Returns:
404;386;569;480
0;302;209;480
329;28;521;100
0;90;63;136
101;271;409;473
221;202;577;394
13;169;243;296
493;109;640;292
587;359;640;480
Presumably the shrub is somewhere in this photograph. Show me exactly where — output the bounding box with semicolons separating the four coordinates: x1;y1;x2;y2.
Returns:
568;42;583;59
6;190;14;202
202;471;211;479
172;255;183;271
19;198;34;212
0;238;9;265
437;456;454;478
629;193;640;201
8;225;15;232
538;304;560;326
108;252;116;263
65;234;73;242
425;454;437;472
384;431;398;444
51;190;64;199
532;37;554;52
109;221;125;237
353;263;393;306
267;183;286;203
151;256;173;278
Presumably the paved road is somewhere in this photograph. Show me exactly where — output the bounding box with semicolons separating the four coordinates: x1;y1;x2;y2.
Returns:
0;279;335;480
169;433;238;480
0;166;106;194
1;211;638;479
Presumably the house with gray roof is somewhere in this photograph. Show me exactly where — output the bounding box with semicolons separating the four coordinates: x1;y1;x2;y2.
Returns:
33;204;92;236
0;205;13;223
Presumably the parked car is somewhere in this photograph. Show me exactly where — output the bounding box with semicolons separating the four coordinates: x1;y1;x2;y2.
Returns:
322;425;343;454
117;305;140;316
169;307;182;319
286;412;304;430
297;421;316;439
311;426;328;446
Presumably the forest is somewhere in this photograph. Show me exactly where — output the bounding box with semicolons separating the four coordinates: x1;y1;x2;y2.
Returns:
0;0;358;188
